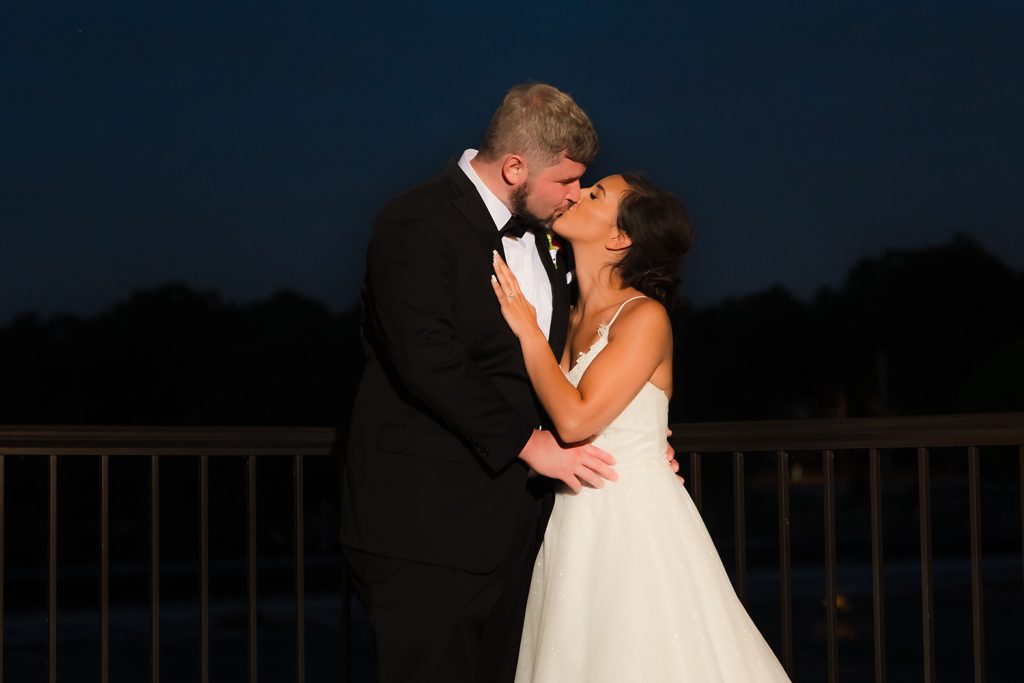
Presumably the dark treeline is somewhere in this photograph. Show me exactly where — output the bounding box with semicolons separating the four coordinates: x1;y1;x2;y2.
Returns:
672;234;1024;421
1;288;362;426
2;235;1022;427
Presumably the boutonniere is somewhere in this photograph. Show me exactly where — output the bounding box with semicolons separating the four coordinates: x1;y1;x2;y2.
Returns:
546;232;562;269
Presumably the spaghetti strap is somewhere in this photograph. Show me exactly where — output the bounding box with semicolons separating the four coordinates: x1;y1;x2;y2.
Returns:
606;295;648;329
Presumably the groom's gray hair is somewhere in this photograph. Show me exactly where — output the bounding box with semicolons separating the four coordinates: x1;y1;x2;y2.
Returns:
478;83;599;167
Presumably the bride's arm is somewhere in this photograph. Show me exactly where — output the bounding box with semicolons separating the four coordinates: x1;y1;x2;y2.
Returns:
492;254;670;444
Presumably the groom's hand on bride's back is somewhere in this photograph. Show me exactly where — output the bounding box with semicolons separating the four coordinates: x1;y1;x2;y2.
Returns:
518;430;618;493
666;429;684;484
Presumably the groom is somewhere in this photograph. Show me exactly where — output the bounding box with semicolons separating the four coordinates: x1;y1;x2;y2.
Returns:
341;83;617;682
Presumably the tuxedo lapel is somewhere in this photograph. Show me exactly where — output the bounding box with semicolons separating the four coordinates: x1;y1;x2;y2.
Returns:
445;161;507;260
444;159;568;358
536;231;570;361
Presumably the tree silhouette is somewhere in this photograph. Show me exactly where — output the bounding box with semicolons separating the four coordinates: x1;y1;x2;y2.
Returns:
0;284;363;426
1;236;1021;426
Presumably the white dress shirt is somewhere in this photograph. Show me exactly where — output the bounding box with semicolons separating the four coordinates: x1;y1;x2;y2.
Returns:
458;149;553;340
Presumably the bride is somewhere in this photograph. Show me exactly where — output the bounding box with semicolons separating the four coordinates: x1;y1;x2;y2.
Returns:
491;173;790;682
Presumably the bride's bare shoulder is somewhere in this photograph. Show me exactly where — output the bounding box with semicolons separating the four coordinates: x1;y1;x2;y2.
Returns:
607;298;671;347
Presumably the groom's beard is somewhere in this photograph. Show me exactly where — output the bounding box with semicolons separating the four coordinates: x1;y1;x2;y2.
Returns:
510;182;555;230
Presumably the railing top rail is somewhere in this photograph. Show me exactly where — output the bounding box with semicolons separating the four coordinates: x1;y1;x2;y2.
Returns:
0;426;337;456
2;412;1022;456
669;412;1024;452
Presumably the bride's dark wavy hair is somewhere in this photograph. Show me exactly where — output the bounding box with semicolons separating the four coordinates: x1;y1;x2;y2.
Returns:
611;173;694;307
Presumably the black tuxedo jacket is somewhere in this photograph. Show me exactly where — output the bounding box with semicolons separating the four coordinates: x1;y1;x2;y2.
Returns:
341;160;571;573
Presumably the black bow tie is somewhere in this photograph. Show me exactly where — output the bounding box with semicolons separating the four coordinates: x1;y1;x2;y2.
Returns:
499;216;533;239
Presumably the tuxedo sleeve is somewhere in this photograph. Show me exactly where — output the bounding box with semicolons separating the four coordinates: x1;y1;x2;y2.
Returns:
363;196;535;472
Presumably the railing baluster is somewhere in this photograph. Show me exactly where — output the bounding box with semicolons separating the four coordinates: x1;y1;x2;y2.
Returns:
49;455;57;683
151;455;160;683
776;450;792;674
869;448;886;683
967;446;985;683
101;455;110;683
200;456;209;683
341;560;352;683
0;454;4;683
294;456;306;683
918;447;935;683
690;452;702;513
247;456;258;683
339;447;351;683
732;451;746;604
823;449;838;683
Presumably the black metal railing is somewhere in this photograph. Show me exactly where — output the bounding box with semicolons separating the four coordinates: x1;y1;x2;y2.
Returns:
0;427;336;683
2;415;1022;682
671;413;1024;683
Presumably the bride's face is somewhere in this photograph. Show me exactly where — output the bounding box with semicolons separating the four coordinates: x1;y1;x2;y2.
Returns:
552;174;630;244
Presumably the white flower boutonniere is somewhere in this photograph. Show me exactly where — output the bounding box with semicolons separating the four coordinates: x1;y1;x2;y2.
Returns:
546;232;562;269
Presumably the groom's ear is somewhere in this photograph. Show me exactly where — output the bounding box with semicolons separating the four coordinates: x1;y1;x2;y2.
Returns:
501;154;528;186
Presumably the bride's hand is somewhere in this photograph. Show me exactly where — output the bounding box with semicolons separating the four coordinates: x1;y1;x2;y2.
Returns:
491;251;541;339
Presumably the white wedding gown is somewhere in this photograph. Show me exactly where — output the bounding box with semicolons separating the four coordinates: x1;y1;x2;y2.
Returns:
515;298;791;682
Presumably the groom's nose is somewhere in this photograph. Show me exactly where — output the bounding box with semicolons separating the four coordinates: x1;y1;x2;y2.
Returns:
565;180;581;204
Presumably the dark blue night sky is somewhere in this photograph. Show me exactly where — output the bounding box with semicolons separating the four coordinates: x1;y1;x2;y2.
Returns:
3;1;1022;323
